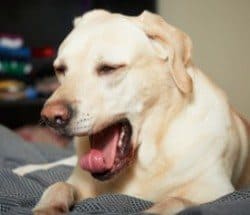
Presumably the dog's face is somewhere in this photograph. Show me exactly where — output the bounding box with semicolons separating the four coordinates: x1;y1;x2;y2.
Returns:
41;10;193;180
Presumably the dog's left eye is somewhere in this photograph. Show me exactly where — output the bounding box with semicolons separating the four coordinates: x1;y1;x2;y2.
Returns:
97;64;125;75
55;65;66;76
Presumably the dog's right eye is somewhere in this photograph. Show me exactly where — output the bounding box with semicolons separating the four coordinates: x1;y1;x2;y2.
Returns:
55;65;66;75
97;64;125;75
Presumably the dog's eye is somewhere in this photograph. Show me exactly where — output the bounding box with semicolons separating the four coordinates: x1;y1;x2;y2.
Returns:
55;65;66;75
97;64;125;75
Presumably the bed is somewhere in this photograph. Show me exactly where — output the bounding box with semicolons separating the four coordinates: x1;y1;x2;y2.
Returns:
0;124;250;215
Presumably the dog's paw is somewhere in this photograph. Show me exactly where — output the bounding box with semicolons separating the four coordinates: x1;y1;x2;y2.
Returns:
145;197;192;215
32;203;68;215
145;205;173;215
32;182;77;215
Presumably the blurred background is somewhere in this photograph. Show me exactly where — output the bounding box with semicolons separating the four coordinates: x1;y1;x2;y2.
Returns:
0;0;249;146
158;0;250;119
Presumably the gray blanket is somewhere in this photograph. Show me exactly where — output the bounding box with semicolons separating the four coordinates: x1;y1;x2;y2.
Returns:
0;125;250;215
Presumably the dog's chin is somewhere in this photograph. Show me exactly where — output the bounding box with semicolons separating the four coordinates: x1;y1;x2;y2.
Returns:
77;118;135;181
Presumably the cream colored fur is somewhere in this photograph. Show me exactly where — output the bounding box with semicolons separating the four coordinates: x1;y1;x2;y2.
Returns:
14;10;249;215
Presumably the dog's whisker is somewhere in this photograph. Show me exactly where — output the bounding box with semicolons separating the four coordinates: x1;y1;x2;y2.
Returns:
39;118;47;127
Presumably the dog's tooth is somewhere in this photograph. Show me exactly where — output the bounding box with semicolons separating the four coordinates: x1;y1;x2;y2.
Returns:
118;139;123;147
121;129;125;140
118;129;125;147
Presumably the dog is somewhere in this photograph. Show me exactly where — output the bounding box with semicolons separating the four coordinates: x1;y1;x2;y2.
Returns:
13;10;249;215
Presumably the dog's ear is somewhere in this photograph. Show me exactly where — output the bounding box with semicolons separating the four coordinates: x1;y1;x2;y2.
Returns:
132;11;193;94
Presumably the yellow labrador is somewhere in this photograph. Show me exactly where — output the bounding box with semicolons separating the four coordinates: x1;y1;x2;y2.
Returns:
14;10;249;214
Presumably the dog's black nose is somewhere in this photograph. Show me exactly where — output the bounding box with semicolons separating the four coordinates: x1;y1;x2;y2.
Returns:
41;101;71;128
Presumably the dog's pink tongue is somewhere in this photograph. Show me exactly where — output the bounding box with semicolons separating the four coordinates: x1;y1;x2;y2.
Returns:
80;125;120;173
80;149;107;173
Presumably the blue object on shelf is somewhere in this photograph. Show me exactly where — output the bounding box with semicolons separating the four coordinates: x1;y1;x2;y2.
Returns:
0;45;31;61
25;87;38;99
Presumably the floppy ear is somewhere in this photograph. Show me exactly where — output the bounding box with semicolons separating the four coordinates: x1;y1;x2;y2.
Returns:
131;11;193;94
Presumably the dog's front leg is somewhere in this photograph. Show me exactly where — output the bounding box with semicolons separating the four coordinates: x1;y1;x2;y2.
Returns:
33;182;78;215
145;197;194;215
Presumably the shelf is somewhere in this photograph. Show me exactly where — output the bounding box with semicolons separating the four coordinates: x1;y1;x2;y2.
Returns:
0;98;46;129
0;98;46;107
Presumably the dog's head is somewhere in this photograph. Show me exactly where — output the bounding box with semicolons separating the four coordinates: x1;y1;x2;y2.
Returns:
41;10;193;180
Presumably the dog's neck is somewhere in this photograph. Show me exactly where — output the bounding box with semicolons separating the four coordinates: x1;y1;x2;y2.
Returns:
136;83;189;171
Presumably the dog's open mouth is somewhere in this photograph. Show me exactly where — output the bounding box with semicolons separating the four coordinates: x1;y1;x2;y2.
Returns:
79;119;133;181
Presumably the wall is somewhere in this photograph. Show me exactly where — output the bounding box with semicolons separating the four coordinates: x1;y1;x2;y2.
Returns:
158;0;250;118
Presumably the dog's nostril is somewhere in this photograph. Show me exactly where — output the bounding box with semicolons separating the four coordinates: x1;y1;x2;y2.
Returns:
54;116;66;126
